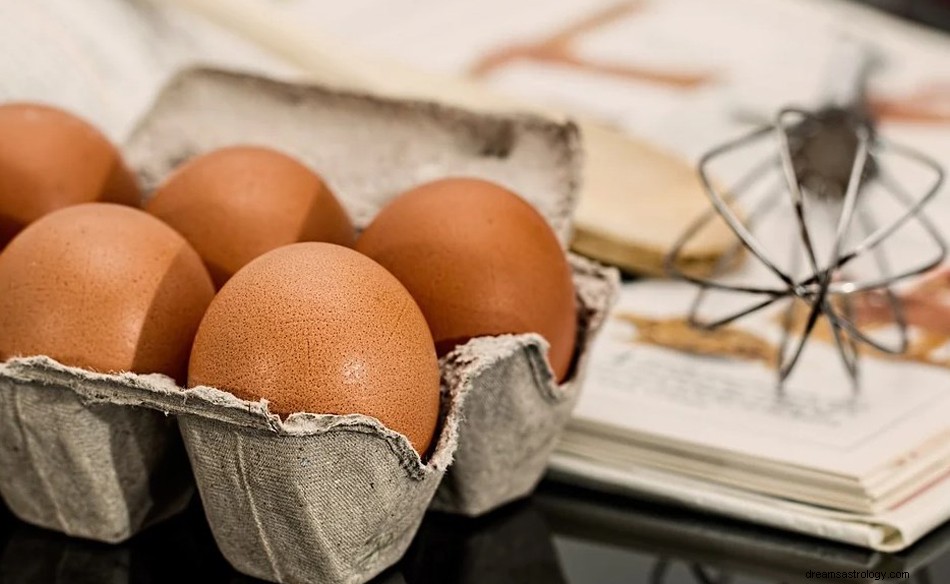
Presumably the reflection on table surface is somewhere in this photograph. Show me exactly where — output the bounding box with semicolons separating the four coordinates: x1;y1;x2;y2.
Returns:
0;481;949;583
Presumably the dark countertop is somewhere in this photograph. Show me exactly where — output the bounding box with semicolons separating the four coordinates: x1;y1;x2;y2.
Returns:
1;480;948;583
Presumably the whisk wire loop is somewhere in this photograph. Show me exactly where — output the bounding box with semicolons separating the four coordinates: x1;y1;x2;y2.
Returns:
665;105;946;387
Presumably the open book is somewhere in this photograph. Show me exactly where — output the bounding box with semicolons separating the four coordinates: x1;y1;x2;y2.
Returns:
549;271;950;551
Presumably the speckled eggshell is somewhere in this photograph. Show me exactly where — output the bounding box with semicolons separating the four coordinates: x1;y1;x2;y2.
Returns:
187;242;441;455
0;103;141;248
0;203;216;383
356;177;578;382
146;146;355;288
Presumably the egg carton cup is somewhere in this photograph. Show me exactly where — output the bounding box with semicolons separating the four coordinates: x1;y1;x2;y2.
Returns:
0;369;192;543
431;254;619;516
0;357;466;584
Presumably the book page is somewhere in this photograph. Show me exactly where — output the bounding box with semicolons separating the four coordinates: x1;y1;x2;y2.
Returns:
573;280;950;480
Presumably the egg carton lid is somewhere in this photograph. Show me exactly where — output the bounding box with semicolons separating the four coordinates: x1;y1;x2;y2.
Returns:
125;67;582;247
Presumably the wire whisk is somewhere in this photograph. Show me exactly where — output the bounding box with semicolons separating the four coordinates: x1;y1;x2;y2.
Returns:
665;43;947;388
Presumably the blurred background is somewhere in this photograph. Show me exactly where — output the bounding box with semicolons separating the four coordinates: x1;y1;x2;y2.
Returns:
4;0;949;144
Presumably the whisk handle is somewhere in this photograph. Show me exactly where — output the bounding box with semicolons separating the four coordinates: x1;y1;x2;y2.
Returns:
822;39;880;110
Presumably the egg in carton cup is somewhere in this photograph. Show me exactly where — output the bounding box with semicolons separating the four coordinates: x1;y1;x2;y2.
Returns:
431;252;617;516
0;67;617;583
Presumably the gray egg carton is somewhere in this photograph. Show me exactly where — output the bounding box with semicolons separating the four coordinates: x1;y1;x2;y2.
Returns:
0;68;618;584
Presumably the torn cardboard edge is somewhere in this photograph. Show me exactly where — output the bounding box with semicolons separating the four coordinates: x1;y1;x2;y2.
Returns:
0;356;459;477
432;253;619;515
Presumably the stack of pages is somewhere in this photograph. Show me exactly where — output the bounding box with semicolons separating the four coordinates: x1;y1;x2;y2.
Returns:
539;484;950;579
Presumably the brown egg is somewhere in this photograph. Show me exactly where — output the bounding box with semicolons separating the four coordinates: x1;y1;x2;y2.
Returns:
188;243;441;455
356;177;578;381
146;146;355;288
0;103;141;248
0;203;215;383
